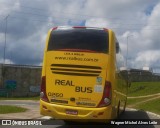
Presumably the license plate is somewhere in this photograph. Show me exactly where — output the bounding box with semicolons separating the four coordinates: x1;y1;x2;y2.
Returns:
66;109;78;115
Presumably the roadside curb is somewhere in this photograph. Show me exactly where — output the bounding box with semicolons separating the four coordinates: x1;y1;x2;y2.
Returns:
126;108;160;119
146;111;160;119
39;116;53;119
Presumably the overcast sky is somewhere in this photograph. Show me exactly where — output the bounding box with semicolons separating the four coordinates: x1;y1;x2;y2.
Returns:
0;0;160;72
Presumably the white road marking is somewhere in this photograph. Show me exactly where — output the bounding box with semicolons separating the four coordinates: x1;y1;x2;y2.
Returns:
40;116;53;119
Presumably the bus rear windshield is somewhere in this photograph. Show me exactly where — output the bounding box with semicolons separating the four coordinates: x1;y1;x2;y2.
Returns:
47;28;109;53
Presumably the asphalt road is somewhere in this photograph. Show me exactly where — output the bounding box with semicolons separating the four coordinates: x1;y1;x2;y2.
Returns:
0;100;159;128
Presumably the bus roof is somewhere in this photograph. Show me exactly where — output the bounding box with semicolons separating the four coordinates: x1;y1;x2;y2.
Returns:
52;26;109;31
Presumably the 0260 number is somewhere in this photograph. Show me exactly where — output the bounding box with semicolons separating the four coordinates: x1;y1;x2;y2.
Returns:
48;92;63;97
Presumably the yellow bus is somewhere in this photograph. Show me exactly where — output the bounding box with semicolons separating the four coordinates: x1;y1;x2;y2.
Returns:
40;26;128;123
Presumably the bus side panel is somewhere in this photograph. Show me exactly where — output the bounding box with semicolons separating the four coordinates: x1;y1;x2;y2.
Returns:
109;30;128;118
107;30;117;119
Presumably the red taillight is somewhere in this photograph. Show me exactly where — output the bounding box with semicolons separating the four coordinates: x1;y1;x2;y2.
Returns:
97;81;112;107
52;27;58;30
40;76;49;102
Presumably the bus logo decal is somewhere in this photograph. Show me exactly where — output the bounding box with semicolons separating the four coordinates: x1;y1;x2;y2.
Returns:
76;101;96;106
96;77;102;85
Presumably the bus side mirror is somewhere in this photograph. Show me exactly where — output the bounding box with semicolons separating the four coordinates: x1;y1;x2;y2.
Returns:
127;79;131;87
116;42;120;53
119;67;131;87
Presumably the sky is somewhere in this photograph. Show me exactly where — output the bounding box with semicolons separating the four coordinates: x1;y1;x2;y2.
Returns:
0;0;160;73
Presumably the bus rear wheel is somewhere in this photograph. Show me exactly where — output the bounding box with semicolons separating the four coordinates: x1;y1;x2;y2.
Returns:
117;101;120;118
122;100;127;114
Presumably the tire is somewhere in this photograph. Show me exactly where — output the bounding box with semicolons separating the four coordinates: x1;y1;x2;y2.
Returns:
64;120;77;125
122;100;127;114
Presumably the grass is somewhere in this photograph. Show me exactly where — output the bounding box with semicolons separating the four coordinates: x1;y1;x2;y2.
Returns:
127;81;160;115
134;98;160;115
0;105;27;114
128;82;160;97
0;96;40;100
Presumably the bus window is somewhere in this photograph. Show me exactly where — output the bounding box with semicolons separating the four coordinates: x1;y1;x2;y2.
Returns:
116;42;120;53
47;28;109;53
116;43;125;70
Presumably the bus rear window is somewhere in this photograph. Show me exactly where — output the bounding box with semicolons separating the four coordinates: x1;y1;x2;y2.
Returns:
47;28;109;53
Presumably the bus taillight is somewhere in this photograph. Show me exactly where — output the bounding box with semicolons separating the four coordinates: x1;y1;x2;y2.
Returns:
52;27;58;30
40;76;49;102
97;81;112;107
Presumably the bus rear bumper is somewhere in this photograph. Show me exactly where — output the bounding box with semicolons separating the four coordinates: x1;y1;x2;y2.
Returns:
40;99;113;122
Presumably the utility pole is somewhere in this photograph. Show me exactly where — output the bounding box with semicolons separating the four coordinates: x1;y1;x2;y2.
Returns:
4;15;9;64
2;15;9;88
126;35;133;68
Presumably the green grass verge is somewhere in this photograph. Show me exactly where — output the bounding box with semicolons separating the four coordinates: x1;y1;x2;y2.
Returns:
128;82;160;97
0;105;27;114
127;82;160;115
134;98;160;115
0;96;40;100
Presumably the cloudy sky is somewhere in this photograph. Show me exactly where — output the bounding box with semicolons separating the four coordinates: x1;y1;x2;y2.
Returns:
0;0;160;72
